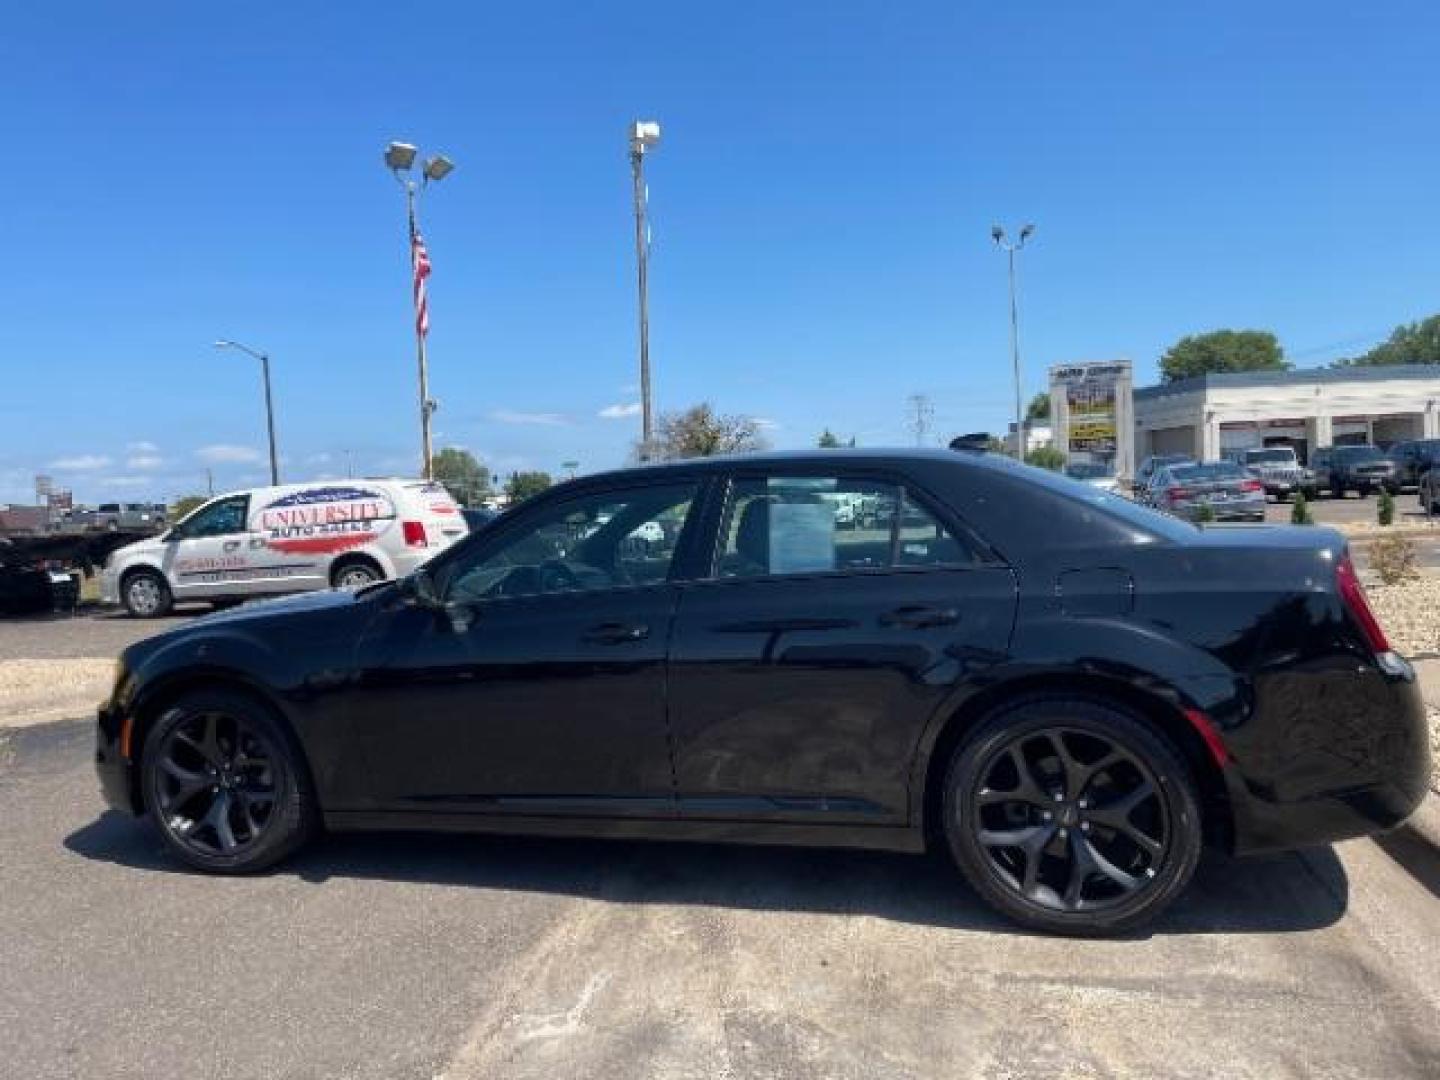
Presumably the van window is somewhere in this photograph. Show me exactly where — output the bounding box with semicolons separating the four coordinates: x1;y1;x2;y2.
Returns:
179;496;249;538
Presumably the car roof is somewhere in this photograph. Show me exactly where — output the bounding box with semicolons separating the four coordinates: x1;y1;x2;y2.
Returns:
554;447;1013;488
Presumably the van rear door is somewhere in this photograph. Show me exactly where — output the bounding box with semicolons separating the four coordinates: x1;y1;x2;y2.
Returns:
402;481;468;550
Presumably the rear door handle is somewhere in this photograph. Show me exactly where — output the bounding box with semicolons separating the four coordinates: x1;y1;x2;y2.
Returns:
581;621;650;644
879;605;959;629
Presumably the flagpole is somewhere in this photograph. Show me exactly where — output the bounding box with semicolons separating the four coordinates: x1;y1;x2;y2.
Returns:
409;185;435;481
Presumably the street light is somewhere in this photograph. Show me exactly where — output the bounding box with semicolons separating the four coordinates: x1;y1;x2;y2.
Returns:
213;339;279;485
629;120;661;460
992;223;1036;460
384;139;456;479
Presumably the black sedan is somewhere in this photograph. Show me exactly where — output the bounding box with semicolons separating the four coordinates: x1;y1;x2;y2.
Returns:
95;449;1431;935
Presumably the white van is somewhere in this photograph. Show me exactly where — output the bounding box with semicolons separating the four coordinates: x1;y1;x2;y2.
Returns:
100;479;466;617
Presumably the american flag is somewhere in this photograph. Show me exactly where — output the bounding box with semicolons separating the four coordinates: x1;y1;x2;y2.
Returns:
411;227;432;338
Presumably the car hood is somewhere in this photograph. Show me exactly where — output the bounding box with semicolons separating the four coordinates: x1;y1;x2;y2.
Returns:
106;537;167;564
188;586;379;628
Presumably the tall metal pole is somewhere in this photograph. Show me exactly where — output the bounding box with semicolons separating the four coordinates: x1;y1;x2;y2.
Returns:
630;148;654;460
260;352;279;486
1007;246;1023;461
409;184;435;480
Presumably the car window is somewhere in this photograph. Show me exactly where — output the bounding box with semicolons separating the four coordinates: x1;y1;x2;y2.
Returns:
179;496;248;537
443;482;698;603
713;475;973;579
1172;463;1245;482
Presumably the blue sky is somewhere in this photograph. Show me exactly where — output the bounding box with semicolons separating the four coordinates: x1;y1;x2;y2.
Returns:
2;1;1437;503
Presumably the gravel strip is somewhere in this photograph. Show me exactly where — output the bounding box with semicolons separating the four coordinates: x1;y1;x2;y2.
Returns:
0;658;113;729
1367;578;1440;659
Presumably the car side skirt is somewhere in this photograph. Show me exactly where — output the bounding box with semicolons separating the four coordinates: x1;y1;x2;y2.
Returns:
323;810;927;853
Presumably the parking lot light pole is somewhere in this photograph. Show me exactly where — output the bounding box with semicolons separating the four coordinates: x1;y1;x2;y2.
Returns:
629;120;661;460
213;339;280;485
992;223;1035;460
384;141;455;480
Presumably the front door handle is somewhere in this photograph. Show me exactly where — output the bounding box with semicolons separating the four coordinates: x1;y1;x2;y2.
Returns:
222;540;241;552
581;621;650;644
879;605;960;629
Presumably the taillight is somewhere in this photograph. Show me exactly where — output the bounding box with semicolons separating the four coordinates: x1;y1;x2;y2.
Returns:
1167;487;1193;502
401;520;428;548
1240;480;1263;493
1336;551;1391;654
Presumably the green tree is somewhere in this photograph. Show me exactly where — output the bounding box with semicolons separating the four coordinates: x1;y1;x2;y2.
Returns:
817;428;843;448
645;403;769;461
1344;314;1440;366
1194;502;1217;523
505;470;552;504
1025;392;1051;422
169;495;208;522
1024;445;1066;471
429;447;490;508
1290;491;1314;525
1160;330;1289;383
1377;488;1396;526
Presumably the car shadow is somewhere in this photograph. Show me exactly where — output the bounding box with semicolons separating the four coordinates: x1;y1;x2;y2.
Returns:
64;812;1348;938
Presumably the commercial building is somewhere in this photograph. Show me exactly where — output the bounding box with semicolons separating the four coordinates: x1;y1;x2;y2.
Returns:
1133;365;1440;464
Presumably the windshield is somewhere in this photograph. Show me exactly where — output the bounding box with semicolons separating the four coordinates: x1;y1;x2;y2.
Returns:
1338;446;1385;461
1245;449;1294;463
1172;463;1247;482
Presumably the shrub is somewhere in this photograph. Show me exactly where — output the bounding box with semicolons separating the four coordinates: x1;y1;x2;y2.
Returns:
1369;532;1418;586
1290;491;1314;525
1377;488;1395;526
1194;502;1216;523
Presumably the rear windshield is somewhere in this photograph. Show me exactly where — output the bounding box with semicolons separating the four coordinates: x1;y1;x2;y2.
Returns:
1245;449;1294;463
983;456;1197;541
1171;463;1246;482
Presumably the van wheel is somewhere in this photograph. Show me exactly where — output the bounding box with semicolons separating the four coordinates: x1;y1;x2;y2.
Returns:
122;569;173;618
331;559;383;591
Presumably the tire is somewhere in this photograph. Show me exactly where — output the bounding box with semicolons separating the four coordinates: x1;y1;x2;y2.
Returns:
122;568;173;618
331;558;383;591
1358;485;1372;499
141;689;317;873
941;696;1203;936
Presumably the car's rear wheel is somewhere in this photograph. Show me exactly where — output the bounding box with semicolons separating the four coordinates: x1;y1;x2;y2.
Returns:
122;569;172;618
943;697;1203;936
331;558;383;591
141;690;317;873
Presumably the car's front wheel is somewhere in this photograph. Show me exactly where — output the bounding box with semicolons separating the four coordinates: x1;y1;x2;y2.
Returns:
943;697;1203;936
122;569;172;618
141;690;317;873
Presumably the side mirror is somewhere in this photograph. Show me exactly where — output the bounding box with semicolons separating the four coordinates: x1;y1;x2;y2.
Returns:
402;568;442;609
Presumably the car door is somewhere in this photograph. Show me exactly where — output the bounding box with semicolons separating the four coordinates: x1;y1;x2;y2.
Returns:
666;470;1016;827
345;478;704;815
161;494;251;599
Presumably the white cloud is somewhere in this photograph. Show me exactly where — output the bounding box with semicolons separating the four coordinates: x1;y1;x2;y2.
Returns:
100;475;149;488
197;444;262;464
490;410;568;427
753;417;780;430
48;454;112;471
126;453;164;470
127;440;159;454
598;402;642;419
307;451;335;465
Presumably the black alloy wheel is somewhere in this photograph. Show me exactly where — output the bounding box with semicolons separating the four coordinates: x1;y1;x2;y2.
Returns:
143;691;316;872
944;698;1202;936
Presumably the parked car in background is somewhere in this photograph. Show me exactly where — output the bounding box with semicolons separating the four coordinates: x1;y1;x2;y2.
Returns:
100;479;466;617
1388;438;1440;492
1063;462;1120;494
95;503;167;531
1419;468;1440;516
1135;454;1193;492
1146;461;1266;522
1226;446;1317;502
95;449;1431;936
461;507;499;532
1309;445;1400;498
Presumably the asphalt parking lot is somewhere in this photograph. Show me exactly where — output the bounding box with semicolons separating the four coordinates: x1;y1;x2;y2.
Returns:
2;613;1440;1079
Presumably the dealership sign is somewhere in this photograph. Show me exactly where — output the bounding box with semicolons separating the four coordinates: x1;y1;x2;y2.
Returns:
1052;362;1129;453
255;486;395;556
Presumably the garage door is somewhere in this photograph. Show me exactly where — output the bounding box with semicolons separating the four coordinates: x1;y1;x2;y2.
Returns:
1148;426;1194;456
